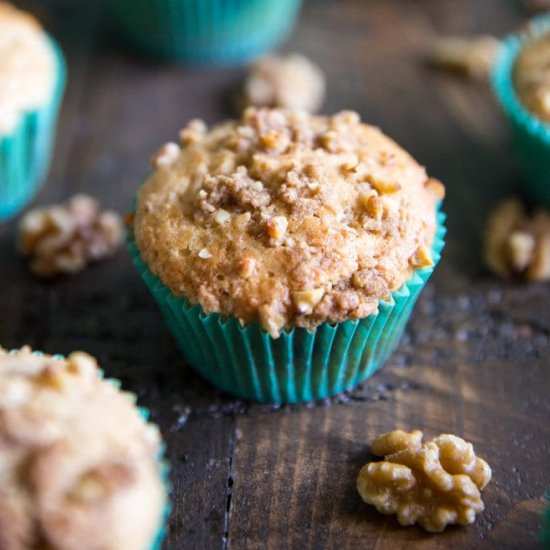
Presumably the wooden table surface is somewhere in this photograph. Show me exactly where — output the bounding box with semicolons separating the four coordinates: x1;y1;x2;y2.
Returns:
1;0;550;548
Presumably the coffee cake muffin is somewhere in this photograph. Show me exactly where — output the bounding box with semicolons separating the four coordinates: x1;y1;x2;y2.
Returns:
493;14;550;206
0;3;66;219
0;347;167;550
129;107;446;403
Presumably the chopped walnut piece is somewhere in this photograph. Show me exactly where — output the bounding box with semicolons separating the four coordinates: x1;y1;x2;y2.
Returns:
241;53;326;113
409;245;434;269
266;215;288;245
428;35;502;78
237;257;256;279
150;142;180;168
17;195;124;278
357;430;492;533
425;178;446;201
213;209;231;225
367;173;401;195
292;288;325;314
358;192;383;220
484;198;550;281
179;119;207;145
198;248;212;259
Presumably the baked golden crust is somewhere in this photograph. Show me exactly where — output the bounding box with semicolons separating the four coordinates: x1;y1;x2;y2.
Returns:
0;2;56;135
514;30;550;124
0;347;165;550
134;108;444;338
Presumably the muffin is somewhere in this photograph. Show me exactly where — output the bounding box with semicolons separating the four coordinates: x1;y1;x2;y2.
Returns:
0;3;66;219
106;0;303;65
129;107;446;403
0;347;168;550
493;14;550;207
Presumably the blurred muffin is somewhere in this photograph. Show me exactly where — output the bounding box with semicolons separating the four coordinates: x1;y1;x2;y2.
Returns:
0;347;167;550
106;0;303;65
493;15;550;206
0;2;66;219
129;107;445;403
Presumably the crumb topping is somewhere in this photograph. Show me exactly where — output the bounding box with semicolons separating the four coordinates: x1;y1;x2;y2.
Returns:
0;3;56;135
134;108;444;338
0;347;165;550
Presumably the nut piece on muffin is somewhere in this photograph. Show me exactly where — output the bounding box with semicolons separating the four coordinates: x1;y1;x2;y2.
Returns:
514;27;550;124
240;53;326;113
133;107;444;338
0;347;166;550
0;2;56;135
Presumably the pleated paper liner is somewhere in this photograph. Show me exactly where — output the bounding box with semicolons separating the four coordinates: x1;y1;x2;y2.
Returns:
492;14;550;208
5;349;170;550
106;0;303;65
129;209;446;404
0;37;66;220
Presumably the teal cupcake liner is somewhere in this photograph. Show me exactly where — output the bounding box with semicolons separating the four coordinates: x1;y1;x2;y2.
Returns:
492;14;550;207
128;209;446;404
0;36;66;220
106;0;303;65
4;349;170;550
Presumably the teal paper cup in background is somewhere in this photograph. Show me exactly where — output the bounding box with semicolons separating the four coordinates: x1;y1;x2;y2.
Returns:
492;14;550;208
105;0;303;65
0;37;66;220
128;209;446;404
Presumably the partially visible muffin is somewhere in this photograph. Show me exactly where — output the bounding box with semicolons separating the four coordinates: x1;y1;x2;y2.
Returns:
0;2;56;135
514;28;550;124
0;347;166;550
134;107;444;338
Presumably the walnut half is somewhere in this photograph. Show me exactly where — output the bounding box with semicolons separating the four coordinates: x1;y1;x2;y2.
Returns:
484;198;550;282
357;430;492;533
17;195;124;278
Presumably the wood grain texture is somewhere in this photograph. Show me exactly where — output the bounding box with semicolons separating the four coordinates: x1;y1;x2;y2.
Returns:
1;0;549;549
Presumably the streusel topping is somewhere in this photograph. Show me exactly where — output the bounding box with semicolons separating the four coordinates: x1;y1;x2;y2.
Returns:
0;3;56;135
0;347;165;550
134;108;444;338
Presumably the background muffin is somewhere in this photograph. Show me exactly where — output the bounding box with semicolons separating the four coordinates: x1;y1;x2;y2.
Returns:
130;108;445;403
0;347;167;550
493;14;550;207
0;2;66;219
106;0;303;65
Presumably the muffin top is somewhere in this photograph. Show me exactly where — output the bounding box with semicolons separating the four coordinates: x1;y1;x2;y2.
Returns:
514;29;550;124
0;347;165;550
134;108;444;338
0;3;57;135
